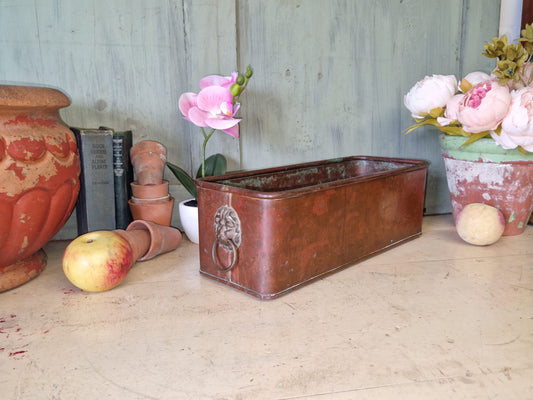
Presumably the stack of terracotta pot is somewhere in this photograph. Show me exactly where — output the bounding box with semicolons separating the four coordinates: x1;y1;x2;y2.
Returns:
128;141;174;226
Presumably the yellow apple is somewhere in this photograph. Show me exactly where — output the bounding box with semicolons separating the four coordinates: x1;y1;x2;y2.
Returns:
62;230;134;292
455;203;505;245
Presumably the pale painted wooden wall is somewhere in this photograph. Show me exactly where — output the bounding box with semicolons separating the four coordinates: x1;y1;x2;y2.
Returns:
0;0;500;238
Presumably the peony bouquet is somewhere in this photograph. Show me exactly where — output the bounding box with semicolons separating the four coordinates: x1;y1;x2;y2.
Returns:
167;66;253;199
404;24;533;154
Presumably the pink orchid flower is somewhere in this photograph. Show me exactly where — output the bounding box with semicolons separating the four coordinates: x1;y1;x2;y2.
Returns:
199;72;238;90
179;85;241;138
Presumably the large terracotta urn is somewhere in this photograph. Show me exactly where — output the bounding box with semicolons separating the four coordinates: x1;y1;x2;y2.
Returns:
0;85;80;291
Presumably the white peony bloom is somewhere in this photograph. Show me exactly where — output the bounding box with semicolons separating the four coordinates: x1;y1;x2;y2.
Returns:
404;74;458;118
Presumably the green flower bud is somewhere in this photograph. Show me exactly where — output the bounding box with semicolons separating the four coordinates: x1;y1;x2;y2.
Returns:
245;65;253;78
230;83;241;97
236;74;245;85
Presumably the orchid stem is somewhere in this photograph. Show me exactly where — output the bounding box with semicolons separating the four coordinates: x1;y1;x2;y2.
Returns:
200;128;216;177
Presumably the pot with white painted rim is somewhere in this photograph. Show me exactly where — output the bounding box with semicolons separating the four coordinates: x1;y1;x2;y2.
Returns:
439;134;533;236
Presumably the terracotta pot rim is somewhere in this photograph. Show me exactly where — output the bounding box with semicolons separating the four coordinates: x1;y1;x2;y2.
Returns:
130;140;167;157
131;180;169;187
130;195;171;204
125;219;182;261
128;197;174;226
130;180;169;199
0;84;70;109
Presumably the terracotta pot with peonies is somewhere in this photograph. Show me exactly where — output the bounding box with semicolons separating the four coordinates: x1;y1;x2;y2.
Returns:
404;25;533;241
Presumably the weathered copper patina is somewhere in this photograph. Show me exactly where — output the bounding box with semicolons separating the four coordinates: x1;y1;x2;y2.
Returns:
196;156;429;300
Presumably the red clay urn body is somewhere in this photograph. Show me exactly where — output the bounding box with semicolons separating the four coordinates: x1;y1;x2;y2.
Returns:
0;85;80;292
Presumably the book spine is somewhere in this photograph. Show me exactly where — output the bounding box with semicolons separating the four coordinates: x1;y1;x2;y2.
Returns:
73;128;116;235
113;130;133;230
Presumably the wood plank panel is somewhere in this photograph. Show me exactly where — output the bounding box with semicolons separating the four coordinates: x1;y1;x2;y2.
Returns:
181;0;241;174
0;0;502;239
237;0;500;213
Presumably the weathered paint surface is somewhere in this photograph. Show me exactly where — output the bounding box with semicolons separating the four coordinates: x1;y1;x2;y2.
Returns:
0;1;502;239
443;157;533;235
0;87;80;292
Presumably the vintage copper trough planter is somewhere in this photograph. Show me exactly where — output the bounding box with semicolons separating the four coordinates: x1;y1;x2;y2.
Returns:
196;156;429;300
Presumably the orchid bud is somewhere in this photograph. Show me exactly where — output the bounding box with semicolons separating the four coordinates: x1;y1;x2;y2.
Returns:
236;74;245;85
230;83;242;97
245;65;253;78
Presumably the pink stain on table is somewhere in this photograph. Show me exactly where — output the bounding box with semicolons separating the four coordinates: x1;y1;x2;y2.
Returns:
8;350;27;359
0;314;31;360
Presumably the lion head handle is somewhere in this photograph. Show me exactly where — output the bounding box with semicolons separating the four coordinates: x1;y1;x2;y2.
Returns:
213;205;241;251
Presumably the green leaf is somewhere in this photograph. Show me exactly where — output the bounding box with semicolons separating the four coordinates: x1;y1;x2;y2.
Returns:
520;24;533;43
403;117;441;134
517;146;527;156
438;125;470;137
459;78;472;93
459;131;491;147
428;107;445;118
166;161;197;199
196;153;227;178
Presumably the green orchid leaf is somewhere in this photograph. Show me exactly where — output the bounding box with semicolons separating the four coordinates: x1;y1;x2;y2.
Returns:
166;161;197;199
196;153;227;178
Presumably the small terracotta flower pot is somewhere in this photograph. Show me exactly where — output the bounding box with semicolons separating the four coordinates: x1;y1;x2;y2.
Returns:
130;180;170;199
128;197;174;226
113;229;151;263
122;219;182;261
130;140;167;185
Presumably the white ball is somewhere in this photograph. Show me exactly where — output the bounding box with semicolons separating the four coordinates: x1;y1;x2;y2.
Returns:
455;203;505;246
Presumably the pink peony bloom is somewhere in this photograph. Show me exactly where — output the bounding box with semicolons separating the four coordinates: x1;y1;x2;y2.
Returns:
179;85;241;138
492;87;533;151
404;74;457;118
456;80;511;133
462;71;492;88
437;93;464;126
199;73;237;89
